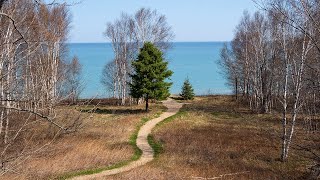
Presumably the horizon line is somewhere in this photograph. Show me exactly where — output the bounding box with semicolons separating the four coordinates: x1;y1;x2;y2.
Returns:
67;40;230;44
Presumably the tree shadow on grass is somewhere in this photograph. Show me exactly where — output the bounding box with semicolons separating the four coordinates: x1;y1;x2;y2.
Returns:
170;96;184;101
80;108;146;115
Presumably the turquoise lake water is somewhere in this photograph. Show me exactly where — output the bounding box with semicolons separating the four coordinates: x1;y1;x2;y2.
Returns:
68;42;231;98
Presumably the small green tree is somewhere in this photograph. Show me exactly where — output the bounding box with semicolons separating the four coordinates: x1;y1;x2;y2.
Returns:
130;42;173;111
180;78;195;100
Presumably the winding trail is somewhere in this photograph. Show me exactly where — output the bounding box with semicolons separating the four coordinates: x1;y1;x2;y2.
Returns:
71;98;182;180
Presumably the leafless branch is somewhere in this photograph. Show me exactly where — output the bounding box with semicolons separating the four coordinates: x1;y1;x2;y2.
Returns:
0;106;66;130
0;12;27;44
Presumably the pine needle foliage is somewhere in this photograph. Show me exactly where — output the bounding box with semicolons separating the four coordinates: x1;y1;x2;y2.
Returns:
180;78;195;100
130;42;173;111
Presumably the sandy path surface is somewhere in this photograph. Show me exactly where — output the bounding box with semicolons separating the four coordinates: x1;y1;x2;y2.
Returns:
70;98;182;180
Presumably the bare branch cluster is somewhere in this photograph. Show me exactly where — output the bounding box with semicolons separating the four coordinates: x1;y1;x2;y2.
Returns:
102;8;174;105
220;0;320;172
0;0;83;174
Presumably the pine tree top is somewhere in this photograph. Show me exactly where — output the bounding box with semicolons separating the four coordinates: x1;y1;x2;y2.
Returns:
180;78;195;100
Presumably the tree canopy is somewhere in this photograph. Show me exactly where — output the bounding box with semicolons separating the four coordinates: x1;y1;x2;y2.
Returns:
130;42;173;111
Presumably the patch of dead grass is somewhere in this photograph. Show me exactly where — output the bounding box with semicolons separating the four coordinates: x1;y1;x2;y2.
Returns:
1;102;165;180
107;96;319;180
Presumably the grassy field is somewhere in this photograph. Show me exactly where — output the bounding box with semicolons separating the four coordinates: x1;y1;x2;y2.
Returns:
2;96;318;179
1;102;166;180
108;96;319;179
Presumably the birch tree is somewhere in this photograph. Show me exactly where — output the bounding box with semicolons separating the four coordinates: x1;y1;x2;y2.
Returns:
266;0;315;162
220;0;319;164
63;56;83;104
101;60;116;98
0;0;82;174
103;8;174;105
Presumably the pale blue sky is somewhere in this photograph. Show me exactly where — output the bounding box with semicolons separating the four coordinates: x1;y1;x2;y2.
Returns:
69;0;258;43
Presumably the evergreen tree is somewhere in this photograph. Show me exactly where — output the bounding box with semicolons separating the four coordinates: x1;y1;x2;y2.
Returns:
180;78;195;100
130;42;173;111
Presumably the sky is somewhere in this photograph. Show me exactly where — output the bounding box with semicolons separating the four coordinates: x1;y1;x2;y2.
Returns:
69;0;258;43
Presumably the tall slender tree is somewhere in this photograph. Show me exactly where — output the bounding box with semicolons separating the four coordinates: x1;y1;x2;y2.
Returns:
64;56;83;104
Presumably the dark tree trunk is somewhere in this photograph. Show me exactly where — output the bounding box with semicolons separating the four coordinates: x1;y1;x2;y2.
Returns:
145;94;149;112
261;96;269;113
235;77;238;100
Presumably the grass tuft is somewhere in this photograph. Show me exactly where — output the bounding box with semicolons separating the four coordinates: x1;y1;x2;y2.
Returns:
156;109;187;128
147;135;163;158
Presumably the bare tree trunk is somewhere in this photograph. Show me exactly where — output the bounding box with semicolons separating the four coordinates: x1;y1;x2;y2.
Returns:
283;35;311;160
4;110;8;144
145;94;149;112
281;50;289;161
235;77;238;100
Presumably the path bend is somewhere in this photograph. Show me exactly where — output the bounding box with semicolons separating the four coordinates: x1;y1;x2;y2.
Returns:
71;98;182;180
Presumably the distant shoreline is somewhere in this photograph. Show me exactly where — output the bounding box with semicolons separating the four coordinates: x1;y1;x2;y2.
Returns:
68;42;231;99
67;41;231;44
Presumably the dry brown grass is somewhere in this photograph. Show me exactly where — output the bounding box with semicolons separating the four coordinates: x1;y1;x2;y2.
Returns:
1;102;165;180
108;96;319;180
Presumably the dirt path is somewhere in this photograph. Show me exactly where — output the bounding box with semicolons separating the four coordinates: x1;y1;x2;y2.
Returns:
71;98;182;180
